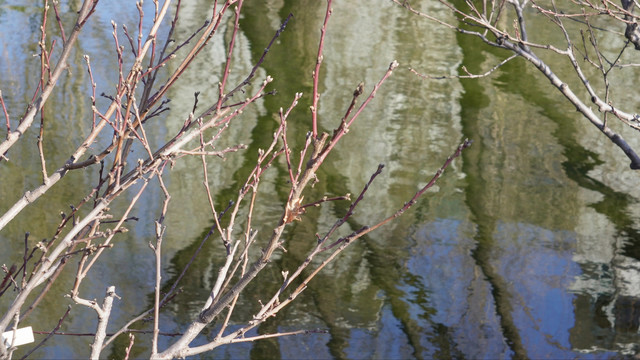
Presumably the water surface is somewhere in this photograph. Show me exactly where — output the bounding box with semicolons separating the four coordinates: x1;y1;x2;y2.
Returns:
1;0;640;358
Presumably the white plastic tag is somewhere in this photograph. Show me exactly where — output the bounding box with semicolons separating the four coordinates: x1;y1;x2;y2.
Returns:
2;326;35;347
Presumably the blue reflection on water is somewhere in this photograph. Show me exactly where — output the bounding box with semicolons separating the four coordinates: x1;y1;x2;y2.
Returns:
405;219;618;359
408;219;512;359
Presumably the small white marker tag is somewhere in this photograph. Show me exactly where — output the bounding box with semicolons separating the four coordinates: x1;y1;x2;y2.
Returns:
2;326;35;347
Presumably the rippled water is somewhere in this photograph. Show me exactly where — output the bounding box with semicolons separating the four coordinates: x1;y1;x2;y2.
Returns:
2;0;640;359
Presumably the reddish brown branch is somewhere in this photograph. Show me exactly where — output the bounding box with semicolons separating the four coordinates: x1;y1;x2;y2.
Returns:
311;0;333;138
51;1;67;44
0;91;10;137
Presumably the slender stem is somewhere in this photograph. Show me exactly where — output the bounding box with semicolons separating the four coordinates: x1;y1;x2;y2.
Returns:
311;0;333;138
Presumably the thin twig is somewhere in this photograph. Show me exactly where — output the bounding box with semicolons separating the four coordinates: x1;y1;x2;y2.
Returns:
19;306;71;360
311;0;333;138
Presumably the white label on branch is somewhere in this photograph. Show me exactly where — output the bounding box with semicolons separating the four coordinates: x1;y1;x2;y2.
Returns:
2;326;34;347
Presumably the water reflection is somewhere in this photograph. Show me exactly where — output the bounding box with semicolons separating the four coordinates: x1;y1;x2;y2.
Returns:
455;5;640;359
3;0;640;358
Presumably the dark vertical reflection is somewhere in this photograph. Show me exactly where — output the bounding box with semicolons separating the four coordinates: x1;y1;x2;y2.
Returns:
452;16;528;360
249;317;280;360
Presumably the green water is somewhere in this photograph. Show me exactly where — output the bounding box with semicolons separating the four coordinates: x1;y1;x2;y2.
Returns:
1;0;640;359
